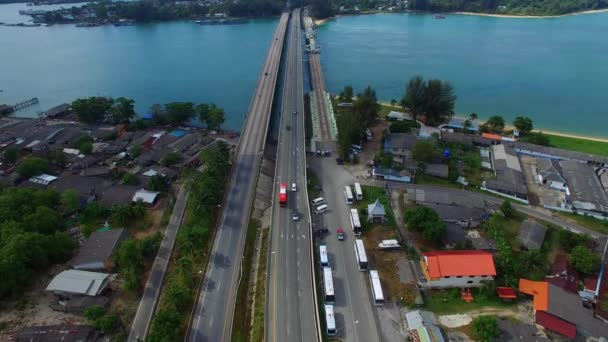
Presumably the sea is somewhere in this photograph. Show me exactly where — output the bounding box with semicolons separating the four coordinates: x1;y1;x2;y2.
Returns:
1;4;607;136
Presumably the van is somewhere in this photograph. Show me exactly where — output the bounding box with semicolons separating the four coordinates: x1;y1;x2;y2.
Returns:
315;204;328;214
311;197;325;206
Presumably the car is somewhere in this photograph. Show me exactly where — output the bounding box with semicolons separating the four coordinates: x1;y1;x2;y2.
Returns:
292;212;299;221
335;158;344;165
337;227;344;240
314;228;329;239
291;183;297;192
286;125;291;131
293;110;297;115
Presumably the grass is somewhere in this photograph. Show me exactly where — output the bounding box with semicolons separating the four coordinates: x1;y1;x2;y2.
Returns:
544;133;608;157
231;219;261;342
250;227;270;342
378;103;402;119
307;170;322;200
556;212;608;235
356;185;396;232
423;288;516;315
415;174;460;188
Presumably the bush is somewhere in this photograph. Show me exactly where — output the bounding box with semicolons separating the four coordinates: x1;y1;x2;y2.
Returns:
16;156;49;178
569;245;601;276
160;152;181;167
121;172;139;185
472;316;499;342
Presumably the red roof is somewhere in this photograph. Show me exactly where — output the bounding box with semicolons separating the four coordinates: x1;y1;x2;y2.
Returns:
584;276;599;292
422;250;496;278
535;311;576;339
481;133;503;141
497;287;517;299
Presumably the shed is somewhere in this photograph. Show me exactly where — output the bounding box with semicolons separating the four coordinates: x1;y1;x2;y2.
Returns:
367;199;386;223
133;189;160;204
517;220;547;250
28;173;58;186
43;103;71;118
387;110;413;121
46;270;110;297
69;228;127;271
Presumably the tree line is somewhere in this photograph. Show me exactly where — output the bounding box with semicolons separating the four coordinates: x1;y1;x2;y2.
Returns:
71;97;225;129
336;85;380;158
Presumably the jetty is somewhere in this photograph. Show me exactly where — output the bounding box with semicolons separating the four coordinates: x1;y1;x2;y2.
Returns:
12;97;39;111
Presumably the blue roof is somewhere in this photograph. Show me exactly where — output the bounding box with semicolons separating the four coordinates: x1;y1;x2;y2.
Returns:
170;130;188;137
446;117;479;131
142;113;153;120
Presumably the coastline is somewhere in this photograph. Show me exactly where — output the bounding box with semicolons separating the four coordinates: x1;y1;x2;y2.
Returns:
455;8;608;19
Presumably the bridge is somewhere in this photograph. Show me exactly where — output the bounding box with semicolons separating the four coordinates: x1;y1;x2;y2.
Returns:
186;12;290;342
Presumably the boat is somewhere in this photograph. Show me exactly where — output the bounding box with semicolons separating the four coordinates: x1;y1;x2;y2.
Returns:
435;14;446;19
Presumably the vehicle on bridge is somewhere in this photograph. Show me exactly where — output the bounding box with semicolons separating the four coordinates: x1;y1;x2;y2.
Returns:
279;183;287;207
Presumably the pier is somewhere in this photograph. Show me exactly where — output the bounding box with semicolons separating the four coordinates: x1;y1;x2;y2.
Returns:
12;97;39;111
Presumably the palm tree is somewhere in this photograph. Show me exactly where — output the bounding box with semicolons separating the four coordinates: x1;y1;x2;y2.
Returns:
470;112;478;121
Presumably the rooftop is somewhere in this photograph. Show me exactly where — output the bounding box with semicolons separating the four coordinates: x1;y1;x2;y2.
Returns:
560;160;608;213
46;270;110;296
14;324;100;342
517;220;547;250
367;198;386;216
385;133;418;153
68;228;127;270
408;188;487;209
422;250;496;278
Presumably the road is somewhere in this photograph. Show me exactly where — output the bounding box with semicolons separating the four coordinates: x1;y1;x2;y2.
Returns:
128;184;189;342
186;12;289;342
266;9;319;342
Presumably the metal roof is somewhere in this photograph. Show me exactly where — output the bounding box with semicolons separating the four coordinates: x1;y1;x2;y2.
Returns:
46;270;110;296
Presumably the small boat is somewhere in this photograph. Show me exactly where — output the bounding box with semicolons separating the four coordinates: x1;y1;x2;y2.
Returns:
434;14;446;19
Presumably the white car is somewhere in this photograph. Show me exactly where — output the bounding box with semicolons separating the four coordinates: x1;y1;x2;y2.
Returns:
291;183;297;192
292;212;299;221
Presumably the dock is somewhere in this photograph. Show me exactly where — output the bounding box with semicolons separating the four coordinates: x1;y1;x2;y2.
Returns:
12;97;39;111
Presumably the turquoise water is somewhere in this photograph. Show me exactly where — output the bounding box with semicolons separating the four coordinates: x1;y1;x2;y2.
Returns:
317;13;608;137
0;5;277;130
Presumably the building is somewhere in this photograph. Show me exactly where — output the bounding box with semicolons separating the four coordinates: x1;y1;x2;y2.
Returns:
384;133;418;160
46;270;111;297
442;223;467;249
408;188;487;209
425;163;449;179
132;189;160;204
519;279;608;339
440;117;479;132
517;220;547;250
424;203;487;228
560;160;608;215
514;142;608;166
372;168;412;183
441;131;474;146
367;199;386;223
483;144;528;201
404;310;445;342
69;228;127;271
28;173;58;186
418;125;441;139
14;325;100;342
387;110;413;121
43;103;71;119
419;250;496;288
536;158;567;191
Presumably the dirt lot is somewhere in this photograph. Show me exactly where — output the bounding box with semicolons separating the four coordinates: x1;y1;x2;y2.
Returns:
344;120;388;179
363;226;418;304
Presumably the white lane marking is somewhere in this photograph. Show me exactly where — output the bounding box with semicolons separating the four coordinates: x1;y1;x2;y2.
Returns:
209;317;213;327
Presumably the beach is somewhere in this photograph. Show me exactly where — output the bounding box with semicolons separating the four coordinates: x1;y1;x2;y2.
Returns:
455;8;608;19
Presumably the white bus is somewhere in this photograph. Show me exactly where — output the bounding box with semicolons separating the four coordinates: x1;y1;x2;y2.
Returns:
319;245;329;267
325;304;337;336
350;209;362;236
354;239;368;271
369;270;385;306
354;182;363;201
323;267;335;303
344;185;354;205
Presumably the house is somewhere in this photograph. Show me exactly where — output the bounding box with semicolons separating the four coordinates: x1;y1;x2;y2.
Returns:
404;310;445;342
425;163;449;179
419;250;496;288
372;168;412;183
43;103;71;119
407;188;487;209
46;270;111;297
536;158;567;190
367;199;386;223
384;133;418;160
442;223;467;249
0;104;13;115
98;185;139;207
69;228;127;271
419;125;441;138
481;133;503;142
132;189;160;204
424;203;488;228
14;325;100;342
517;220;547;250
387;110;414;121
519;279;608;339
440;117;479;132
483;144;528;201
28;173;58;186
560;160;608;215
441;131;473;146
515;142;608;166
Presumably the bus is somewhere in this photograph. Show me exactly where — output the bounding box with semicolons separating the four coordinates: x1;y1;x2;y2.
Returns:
279;183;287;207
323;267;335;303
369;270;385;306
344;185;354;205
350;209;362;236
354;239;368;271
354;182;363;201
325;305;337;336
319;245;329;267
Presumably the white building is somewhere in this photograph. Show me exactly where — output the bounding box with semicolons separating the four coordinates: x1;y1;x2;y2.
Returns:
419;250;496;288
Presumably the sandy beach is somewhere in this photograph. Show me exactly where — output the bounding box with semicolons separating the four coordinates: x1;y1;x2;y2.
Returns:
455;8;608;19
313;17;332;26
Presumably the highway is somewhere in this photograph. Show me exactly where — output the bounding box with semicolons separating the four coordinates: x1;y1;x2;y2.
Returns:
186;12;289;342
266;9;319;342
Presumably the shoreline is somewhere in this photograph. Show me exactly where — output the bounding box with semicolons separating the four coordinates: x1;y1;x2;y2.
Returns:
454;8;608;19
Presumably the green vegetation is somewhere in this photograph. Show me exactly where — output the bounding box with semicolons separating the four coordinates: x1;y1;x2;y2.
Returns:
72;135;94;154
251;227;269;342
472;315;500;342
412;139;437;163
543;133;608;156
164;102;196;126
121;172;139;186
107;97;136;124
336;85;379;158
404;206;446;245
84;306;120;334
148;142;230;341
356;186;396;230
401;75;456;125
161;152;182;167
196;103;226;130
522;131;551;146
2;147;19;164
557;212;608;234
407;0;608;16
423;287;514;314
569;245;601;276
111;202;145;227
513;116;533;135
71;96;113;124
0;187;76;298
389;120;415;133
483;115;506;133
148;174;170;193
231;219;260;342
114;233;161;292
16;156;49;178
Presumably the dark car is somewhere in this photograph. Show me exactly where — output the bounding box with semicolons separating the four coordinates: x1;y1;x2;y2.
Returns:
336;158;343;165
314;228;329;239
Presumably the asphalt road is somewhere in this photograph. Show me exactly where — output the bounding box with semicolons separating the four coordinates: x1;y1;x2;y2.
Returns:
266;9;318;342
128;184;189;342
186;13;289;342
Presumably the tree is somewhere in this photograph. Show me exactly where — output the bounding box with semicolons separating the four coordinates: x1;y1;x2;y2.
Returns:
404;206;446;245
389;121;412;133
374;152;393;169
513;116;533;135
150;103;167;126
71;97;113;123
61;189;81;213
161;152;181;167
2;147;18;164
401;76;456;125
72;135;94;155
121;172;139;186
339;85;354;102
164;102;195;126
107;97;136;124
16;156;49;178
84;306;118;334
401;75;426;121
148;174;169;192
412;140;436;163
470;112;478;121
569;245;601;276
463;119;472;132
129;145;143;158
485;115;505;133
205;104;225;130
148;306;182;342
24;206;62;235
472;316;499;342
500;200;516;218
354;85;379;125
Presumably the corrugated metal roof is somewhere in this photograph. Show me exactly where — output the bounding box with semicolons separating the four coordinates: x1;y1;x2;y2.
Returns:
46;270;109;296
